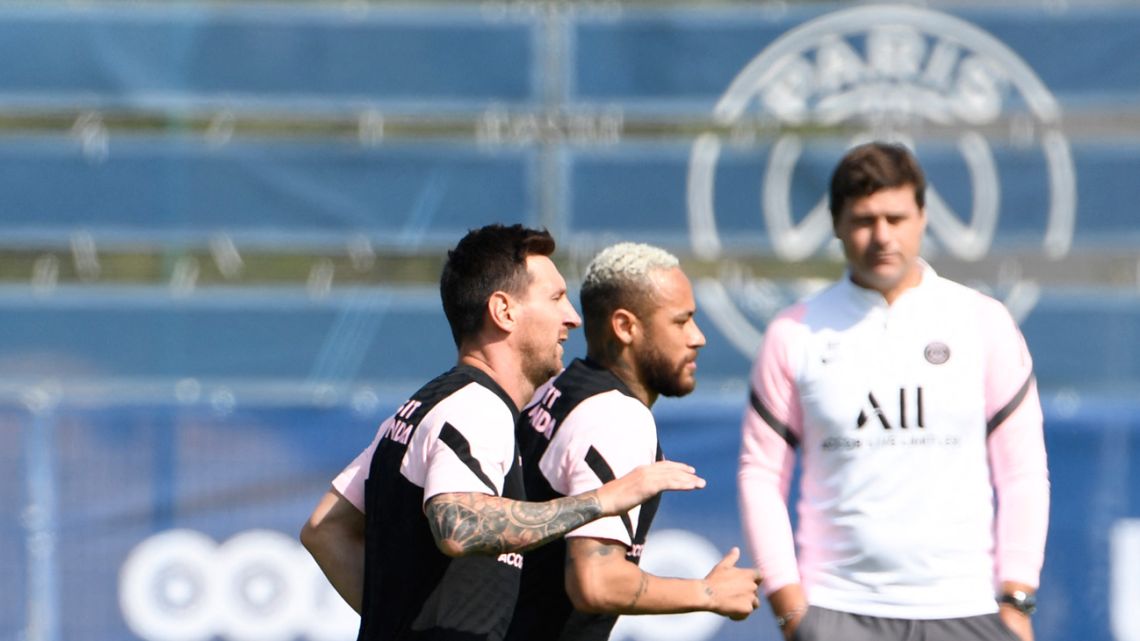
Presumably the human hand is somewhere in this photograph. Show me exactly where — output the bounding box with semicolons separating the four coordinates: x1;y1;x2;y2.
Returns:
700;546;763;620
596;460;705;516
999;606;1034;641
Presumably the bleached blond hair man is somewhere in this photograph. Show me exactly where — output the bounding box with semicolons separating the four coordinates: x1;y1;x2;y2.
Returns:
506;242;763;641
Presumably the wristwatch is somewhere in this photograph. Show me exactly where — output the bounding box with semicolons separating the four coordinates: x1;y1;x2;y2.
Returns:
998;590;1037;615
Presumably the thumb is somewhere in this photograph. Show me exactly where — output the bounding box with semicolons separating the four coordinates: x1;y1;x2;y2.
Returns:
715;546;741;570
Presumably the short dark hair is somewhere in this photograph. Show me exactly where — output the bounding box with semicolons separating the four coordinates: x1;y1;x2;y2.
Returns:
440;224;556;348
829;142;926;221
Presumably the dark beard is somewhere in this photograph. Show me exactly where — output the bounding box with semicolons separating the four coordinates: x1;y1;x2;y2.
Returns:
638;343;695;398
522;342;561;388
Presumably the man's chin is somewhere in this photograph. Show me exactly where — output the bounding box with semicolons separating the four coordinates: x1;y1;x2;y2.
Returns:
659;376;697;399
529;366;560;388
855;269;903;291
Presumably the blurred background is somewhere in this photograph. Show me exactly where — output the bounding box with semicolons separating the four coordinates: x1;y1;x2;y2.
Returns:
2;1;1139;640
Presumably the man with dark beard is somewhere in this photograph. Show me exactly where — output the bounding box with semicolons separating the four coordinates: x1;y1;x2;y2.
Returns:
505;242;763;641
300;226;708;641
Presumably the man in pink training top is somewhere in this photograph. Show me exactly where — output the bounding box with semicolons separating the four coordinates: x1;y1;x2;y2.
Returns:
738;142;1049;641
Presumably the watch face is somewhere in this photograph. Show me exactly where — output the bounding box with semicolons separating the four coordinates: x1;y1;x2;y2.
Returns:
1001;591;1037;614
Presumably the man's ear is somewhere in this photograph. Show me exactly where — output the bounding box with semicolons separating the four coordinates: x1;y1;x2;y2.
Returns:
611;308;638;346
486;291;516;333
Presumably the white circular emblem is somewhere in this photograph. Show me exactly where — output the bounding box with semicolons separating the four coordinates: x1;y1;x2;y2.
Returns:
120;529;359;641
687;5;1076;357
925;342;951;365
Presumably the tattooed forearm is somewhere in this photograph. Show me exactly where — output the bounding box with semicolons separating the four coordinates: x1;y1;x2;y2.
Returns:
426;491;604;556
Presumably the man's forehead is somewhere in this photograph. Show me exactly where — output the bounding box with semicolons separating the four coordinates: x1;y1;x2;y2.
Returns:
649;266;695;307
525;254;565;289
847;187;921;214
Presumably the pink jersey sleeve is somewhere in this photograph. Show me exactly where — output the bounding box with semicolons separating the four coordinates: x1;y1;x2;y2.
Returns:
738;307;804;596
331;422;386;512
982;300;1049;588
558;394;657;546
421;388;517;504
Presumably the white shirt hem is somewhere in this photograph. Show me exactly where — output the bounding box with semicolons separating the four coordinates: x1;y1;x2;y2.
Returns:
808;590;999;620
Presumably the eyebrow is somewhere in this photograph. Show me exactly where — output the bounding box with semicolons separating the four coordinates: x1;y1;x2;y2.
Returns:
849;211;912;221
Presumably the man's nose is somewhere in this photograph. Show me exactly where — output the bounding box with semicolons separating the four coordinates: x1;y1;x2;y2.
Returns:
563;300;582;328
690;322;707;349
871;217;892;243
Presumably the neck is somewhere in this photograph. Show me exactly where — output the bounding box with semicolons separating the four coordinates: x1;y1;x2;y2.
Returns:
590;349;655;408
457;345;535;410
851;263;924;305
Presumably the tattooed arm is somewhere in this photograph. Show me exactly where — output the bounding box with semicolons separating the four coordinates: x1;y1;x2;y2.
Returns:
426;490;603;557
564;538;762;619
425;460;705;557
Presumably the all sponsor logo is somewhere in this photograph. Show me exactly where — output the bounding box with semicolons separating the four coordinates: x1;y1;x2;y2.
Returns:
687;5;1076;357
856;388;925;430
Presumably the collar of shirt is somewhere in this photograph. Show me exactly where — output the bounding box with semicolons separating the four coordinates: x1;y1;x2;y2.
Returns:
838;259;937;312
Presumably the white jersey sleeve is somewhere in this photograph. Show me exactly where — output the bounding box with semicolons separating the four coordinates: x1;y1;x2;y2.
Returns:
540;391;657;547
417;382;517;505
331;423;385;512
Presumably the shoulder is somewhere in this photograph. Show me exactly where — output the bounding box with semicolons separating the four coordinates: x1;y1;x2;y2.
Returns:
768;279;849;332
931;276;1019;330
766;301;810;339
758;299;815;365
931;274;991;303
433;381;515;430
550;391;657;465
565;390;654;435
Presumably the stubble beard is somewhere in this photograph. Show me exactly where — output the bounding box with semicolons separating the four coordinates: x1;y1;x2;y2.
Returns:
638;343;695;399
521;339;562;389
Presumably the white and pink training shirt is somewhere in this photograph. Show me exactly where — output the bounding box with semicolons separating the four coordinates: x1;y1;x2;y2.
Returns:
739;262;1049;619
